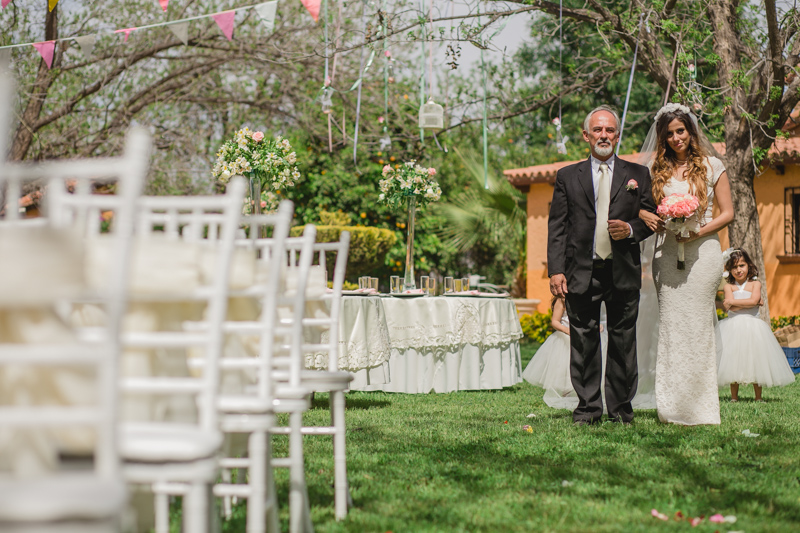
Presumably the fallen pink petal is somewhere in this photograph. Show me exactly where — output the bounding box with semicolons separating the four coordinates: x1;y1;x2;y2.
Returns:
709;514;725;523
651;509;668;521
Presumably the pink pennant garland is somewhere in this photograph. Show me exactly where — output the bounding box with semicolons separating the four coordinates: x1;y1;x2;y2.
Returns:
158;0;169;12
301;0;321;22
2;0;11;10
32;41;56;68
115;27;138;43
212;11;235;41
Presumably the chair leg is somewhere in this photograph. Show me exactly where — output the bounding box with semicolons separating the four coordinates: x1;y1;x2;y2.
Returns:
221;467;233;519
264;426;280;533
183;482;209;533
247;430;265;533
288;411;313;533
154;491;170;533
331;390;349;520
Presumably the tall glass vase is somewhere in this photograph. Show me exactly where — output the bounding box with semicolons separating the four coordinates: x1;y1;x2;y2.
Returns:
404;195;417;290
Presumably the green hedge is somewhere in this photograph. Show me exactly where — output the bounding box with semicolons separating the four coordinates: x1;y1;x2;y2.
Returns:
290;225;397;281
519;310;555;344
771;315;800;331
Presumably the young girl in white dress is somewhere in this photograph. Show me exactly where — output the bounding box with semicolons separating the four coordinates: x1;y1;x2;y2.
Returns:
522;297;607;409
716;248;796;401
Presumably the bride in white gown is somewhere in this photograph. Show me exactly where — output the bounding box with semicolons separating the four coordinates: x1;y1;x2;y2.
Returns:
638;103;734;425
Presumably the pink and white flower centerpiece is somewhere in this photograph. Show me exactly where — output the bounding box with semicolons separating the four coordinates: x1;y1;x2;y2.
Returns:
657;193;701;270
212;127;300;213
378;161;442;289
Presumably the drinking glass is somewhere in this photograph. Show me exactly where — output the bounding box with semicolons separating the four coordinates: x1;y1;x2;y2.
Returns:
453;278;462;293
420;276;429;295
462;277;470;292
444;277;454;294
359;276;368;289
369;277;379;291
390;276;401;293
426;277;437;296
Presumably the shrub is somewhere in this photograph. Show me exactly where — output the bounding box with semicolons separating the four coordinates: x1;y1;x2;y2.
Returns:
716;308;728;321
519;310;554;344
290;225;397;281
771;315;800;331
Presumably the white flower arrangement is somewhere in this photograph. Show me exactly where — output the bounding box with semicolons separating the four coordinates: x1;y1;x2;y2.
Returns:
654;102;692;123
212;128;300;212
378;161;442;208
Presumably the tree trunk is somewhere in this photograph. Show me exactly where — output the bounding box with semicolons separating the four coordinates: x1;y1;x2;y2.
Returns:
10;5;58;161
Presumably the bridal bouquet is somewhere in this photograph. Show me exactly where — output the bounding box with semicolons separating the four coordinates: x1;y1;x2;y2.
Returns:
658;193;701;270
378;161;442;208
212;127;300;212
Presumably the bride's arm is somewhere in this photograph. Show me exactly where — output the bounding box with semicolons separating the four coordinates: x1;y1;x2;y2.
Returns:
639;209;664;232
696;172;734;238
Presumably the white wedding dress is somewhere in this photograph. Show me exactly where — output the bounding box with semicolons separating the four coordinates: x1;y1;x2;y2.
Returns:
652;156;725;425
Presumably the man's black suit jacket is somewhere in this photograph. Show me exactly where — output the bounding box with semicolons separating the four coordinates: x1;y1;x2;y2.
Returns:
547;157;656;294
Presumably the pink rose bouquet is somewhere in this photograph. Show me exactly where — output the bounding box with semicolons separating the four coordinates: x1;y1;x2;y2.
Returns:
658;193;701;270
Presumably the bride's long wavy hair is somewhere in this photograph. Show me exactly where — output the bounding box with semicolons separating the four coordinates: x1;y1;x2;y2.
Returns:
650;110;709;215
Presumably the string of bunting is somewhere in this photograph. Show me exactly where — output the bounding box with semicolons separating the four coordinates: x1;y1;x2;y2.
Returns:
0;1;315;69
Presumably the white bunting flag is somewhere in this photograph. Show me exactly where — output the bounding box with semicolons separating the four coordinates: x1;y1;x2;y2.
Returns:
254;1;278;33
168;22;189;45
73;35;96;58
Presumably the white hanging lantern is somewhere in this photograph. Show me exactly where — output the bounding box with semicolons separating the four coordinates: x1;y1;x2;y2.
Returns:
320;87;333;114
418;99;444;130
379;134;392;150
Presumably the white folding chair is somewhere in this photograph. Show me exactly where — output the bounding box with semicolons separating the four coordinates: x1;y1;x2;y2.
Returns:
118;177;246;533
270;233;354;520
0;128;150;532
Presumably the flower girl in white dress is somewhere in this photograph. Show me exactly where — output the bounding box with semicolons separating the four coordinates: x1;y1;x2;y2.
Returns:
716;248;796;401
522;297;607;409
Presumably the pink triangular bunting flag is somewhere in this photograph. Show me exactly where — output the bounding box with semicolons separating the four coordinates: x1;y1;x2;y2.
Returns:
212;11;235;41
32;41;55;68
301;0;320;22
2;0;11;10
158;0;169;12
115;27;138;43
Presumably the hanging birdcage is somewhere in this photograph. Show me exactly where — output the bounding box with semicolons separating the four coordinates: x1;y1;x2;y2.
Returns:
320;87;333;114
418;99;444;130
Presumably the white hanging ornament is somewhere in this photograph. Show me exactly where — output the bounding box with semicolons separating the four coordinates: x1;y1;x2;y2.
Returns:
418;98;444;130
320;87;333;114
553;117;569;155
379;134;392;150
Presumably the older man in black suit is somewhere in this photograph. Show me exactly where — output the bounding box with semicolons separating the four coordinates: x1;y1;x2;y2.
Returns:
547;105;656;425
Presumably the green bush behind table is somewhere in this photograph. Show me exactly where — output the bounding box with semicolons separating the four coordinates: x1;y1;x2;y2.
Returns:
289;225;397;282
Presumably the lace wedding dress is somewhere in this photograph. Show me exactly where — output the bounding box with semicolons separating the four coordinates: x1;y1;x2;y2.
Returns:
652;156;725;425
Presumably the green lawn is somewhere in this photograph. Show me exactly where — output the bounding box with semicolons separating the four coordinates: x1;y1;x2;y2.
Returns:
227;343;800;532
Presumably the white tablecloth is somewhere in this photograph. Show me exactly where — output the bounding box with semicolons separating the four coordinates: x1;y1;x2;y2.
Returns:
306;296;391;390
352;296;524;393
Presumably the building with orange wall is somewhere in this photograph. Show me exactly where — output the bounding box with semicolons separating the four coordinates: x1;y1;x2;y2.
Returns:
505;138;800;318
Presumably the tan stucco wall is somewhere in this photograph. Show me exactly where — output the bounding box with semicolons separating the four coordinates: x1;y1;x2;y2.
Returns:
525;166;800;318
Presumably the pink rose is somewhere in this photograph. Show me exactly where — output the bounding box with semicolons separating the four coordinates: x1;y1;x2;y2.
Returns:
625;179;638;191
378;116;385;124
382;165;392;174
428;168;436;176
252;131;264;142
384;50;392;58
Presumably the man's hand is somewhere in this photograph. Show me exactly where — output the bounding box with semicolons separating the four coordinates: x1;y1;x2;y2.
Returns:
549;273;568;297
608;219;632;240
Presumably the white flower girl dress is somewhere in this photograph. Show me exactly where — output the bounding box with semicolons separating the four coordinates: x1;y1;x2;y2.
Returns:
716;280;796;387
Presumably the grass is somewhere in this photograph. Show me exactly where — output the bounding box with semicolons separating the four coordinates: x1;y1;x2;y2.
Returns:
221;343;800;532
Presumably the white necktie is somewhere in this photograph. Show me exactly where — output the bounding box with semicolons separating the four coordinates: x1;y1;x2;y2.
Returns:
595;162;612;259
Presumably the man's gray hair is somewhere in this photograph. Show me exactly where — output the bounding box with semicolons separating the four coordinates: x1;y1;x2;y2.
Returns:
583;105;621;132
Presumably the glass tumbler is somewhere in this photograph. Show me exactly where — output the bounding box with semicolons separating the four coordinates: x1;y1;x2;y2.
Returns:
444;277;454;294
462;277;470;292
369;277;379;291
359;276;368;289
390;276;401;293
427;277;437;296
453;278;462;293
420;276;429;295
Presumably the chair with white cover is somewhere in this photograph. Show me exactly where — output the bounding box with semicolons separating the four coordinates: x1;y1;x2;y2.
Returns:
118;177;246;533
0;127;150;532
270;233;354;520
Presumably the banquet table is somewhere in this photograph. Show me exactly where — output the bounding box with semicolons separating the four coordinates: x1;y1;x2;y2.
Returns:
306;295;392;390
351;295;524;393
